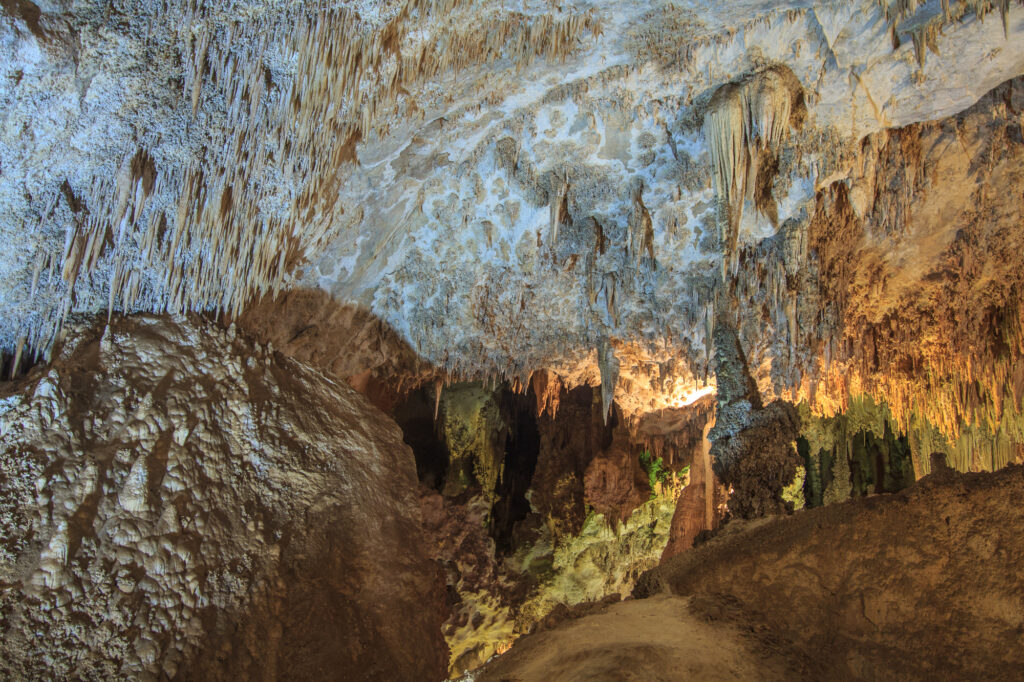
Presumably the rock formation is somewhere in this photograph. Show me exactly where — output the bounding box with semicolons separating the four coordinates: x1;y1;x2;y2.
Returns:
709;319;802;519
5;0;1023;423
403;382;694;677
636;464;1024;680
3;0;1024;678
660;412;729;560
0;316;446;680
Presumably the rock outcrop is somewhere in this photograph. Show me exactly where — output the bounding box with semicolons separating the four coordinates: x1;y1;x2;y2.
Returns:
638;465;1024;680
0;315;447;680
708;320;801;519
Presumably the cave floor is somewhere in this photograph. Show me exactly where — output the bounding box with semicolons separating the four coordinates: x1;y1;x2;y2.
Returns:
476;594;793;681
476;464;1024;681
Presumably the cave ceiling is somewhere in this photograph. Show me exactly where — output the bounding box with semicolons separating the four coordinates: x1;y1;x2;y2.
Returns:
2;0;1024;421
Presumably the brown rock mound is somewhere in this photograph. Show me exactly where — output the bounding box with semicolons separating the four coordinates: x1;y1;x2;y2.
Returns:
639;465;1024;680
0;315;447;680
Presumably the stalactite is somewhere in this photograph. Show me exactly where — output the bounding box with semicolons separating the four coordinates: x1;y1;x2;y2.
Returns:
882;0;1024;68
597;340;619;424
628;183;655;267
434;379;444;421
703;66;804;275
549;172;569;252
530;369;563;419
599;273;618;327
18;0;603;357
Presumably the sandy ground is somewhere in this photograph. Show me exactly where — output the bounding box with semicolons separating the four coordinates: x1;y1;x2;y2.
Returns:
477;594;794;681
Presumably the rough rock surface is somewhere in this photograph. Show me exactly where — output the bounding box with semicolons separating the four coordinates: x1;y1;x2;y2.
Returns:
637;465;1024;680
738;75;1024;472
479;465;1024;681
709;321;801;518
235;288;439;413
0;315;446;680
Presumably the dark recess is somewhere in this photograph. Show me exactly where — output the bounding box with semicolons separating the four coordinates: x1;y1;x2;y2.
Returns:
392;387;449;491
489;390;540;555
799;423;915;507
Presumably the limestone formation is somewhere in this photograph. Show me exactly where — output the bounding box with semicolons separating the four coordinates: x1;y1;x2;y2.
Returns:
708;320;802;519
0;316;446;680
703;65;805;274
3;0;1024;679
405;381;693;677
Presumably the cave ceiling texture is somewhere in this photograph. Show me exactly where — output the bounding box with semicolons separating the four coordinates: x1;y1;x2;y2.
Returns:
2;0;1024;680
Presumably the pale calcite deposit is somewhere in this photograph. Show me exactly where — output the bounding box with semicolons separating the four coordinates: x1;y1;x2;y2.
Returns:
3;0;1024;422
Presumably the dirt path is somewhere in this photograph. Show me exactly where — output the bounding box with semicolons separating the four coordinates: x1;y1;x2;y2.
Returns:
477;594;794;681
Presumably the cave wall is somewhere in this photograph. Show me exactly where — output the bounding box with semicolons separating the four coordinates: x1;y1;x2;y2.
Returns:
401;378;709;677
729;75;1024;476
0;315;447;680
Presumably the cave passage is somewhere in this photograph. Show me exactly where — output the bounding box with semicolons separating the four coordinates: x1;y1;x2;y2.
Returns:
799;423;915;508
393;387;450;492
490;391;541;555
393;383;542;554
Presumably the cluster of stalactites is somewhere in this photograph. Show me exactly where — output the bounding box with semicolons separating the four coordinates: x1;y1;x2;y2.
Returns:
766;292;1024;474
878;0;1022;67
720;214;1024;477
12;0;603;369
703;66;803;277
789;303;1024;477
852;315;1024;448
627;5;810;74
799;389;1024;480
